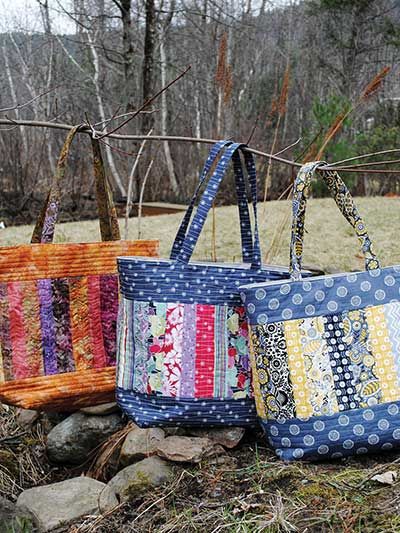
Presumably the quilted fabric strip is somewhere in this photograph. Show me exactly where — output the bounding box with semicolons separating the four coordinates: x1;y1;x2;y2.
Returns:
100;274;119;366
163;304;183;397
283;320;313;419
69;276;92;370
117;388;257;427
341;309;381;408
243;265;400;326
8;282;30;379
0;283;12;381
51;278;74;373
133;301;150;394
250;322;295;420
365;306;400;403
383;301;400;387
324;313;359;412
180;303;196;398
22;281;44;378
261;400;400;461
87;275;107;369
117;298;134;390
214;304;227;398
37;278;57;375
195;305;215;397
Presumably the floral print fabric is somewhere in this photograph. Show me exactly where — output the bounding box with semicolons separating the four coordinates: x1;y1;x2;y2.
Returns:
119;299;252;400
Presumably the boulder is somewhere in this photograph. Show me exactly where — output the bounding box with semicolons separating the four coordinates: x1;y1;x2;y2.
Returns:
16;477;118;532
187;427;246;449
108;457;173;501
155;435;224;463
120;427;165;466
46;412;124;464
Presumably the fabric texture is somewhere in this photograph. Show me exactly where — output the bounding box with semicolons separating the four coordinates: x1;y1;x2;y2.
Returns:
240;161;400;460
0;127;158;411
117;141;311;427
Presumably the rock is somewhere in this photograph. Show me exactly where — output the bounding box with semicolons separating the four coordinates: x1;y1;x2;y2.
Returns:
16;477;117;532
80;402;120;416
16;408;39;428
108;457;173;501
120;427;165;466
187;427;246;449
155;436;224;463
47;412;124;464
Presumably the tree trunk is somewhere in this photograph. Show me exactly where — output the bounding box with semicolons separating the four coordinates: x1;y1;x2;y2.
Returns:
142;0;156;133
120;0;136;112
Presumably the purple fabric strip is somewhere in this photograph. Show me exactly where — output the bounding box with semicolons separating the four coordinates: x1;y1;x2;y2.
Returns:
0;283;13;380
100;274;119;366
51;278;74;373
37;278;57;375
179;303;197;398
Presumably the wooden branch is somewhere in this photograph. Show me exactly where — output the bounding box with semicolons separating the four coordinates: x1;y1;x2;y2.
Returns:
0;118;399;175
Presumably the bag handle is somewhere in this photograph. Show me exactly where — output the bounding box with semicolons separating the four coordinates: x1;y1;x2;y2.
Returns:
176;143;261;269
289;161;380;280
170;140;255;262
31;126;120;244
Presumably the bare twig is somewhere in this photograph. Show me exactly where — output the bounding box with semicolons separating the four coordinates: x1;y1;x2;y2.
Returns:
138;159;154;239
0;86;58;114
0;118;397;174
124;129;153;239
273;137;301;156
97;66;191;140
330;148;400;167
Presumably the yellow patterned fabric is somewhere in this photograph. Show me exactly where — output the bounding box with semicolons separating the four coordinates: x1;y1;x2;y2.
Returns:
284;320;313;419
365;306;400;403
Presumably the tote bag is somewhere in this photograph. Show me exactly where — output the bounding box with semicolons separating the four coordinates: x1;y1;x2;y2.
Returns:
116;141;311;428
241;161;400;460
0;126;158;411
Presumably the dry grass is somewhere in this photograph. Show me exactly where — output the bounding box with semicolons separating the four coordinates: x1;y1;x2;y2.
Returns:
3;196;399;274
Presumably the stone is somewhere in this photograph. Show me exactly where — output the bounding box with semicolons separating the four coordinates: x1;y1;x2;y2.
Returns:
46;412;124;464
15;408;39;428
187;427;246;449
80;402;120;416
155;436;224;463
16;477;118;532
119;427;165;466
108;456;173;502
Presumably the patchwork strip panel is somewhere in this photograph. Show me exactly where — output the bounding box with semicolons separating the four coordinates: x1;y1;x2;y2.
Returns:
117;297;252;400
250;302;400;421
0;275;119;382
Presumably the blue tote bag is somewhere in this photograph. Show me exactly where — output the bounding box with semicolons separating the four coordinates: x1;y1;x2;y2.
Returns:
241;162;400;460
116;142;308;428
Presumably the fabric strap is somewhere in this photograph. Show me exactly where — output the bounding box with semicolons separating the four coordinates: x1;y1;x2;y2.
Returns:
170;140;256;262
176;143;261;269
290;161;380;280
31;126;120;244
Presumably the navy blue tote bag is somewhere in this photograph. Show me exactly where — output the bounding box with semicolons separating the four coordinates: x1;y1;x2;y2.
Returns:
116;141;310;427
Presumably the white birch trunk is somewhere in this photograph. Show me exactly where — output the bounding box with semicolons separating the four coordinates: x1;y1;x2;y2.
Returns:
87;32;126;197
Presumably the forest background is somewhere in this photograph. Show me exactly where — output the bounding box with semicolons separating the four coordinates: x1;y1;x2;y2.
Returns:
0;0;399;224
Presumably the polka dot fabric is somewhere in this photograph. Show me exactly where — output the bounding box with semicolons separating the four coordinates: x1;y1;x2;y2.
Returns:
263;401;400;461
240;162;400;460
